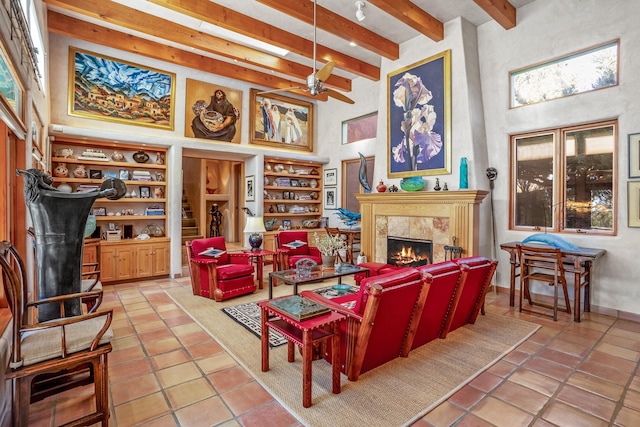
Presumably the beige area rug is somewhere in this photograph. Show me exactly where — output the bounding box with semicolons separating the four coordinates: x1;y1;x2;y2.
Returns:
167;285;539;427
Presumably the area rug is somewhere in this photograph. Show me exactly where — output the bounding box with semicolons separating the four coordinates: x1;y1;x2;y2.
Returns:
168;286;540;427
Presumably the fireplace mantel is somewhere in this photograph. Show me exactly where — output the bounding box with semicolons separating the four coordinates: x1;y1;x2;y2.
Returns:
355;190;489;264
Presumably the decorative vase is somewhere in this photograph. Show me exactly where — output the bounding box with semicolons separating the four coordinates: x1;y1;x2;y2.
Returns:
310;179;318;188
133;150;150;163
460;157;469;189
53;163;69;178
57;183;73;193
321;255;336;268
156;152;165;165
376;180;387;193
400;176;425;192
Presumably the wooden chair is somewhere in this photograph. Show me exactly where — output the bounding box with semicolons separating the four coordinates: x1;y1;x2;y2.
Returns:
1;241;113;427
185;237;256;301
517;244;571;321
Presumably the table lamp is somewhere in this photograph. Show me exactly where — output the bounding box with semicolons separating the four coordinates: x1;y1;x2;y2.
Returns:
244;216;267;251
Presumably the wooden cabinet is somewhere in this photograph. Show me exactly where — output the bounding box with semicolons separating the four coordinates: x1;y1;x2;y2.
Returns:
51;138;168;239
263;157;323;232
100;239;170;283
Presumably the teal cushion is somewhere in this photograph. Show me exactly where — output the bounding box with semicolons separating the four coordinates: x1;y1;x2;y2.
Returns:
522;233;580;252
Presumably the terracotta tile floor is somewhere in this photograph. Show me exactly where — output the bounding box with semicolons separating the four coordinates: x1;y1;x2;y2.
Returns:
27;264;640;427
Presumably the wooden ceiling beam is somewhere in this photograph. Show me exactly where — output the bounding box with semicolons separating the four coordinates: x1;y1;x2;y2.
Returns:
147;0;380;80
255;0;399;60
45;0;351;91
47;11;329;102
367;0;444;42
473;0;517;30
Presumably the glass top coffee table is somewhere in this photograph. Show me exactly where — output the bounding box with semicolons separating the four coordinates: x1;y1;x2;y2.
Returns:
268;264;369;299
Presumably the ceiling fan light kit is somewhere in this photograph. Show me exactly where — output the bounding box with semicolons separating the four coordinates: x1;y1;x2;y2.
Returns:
355;1;366;22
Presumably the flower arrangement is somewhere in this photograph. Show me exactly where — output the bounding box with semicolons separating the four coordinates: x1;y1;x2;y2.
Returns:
313;232;350;256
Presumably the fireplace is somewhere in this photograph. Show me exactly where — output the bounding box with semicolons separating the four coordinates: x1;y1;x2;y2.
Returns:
387;237;432;268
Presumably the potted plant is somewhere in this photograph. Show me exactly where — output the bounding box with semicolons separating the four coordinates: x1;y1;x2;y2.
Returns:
314;232;350;267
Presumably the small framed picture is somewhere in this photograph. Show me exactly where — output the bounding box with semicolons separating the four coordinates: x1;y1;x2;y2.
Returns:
282;219;292;230
103;171;117;179
290;179;299;187
245;175;255;201
324;168;337;186
324;187;337;209
89;169;102;179
277;203;286;213
139;186;150;198
92;207;106;216
119;169;130;180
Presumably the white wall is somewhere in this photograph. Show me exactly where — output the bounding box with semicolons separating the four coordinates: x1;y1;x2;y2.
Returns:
478;0;640;315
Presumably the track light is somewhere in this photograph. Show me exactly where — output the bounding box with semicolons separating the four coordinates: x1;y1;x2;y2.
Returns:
355;1;366;22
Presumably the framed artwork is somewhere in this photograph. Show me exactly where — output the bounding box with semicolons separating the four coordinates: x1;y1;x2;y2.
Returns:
629;133;640;178
387;50;451;178
324;168;337;186
31;105;44;151
68;47;175;130
0;39;24;122
139;186;151;198
184;79;242;143
342;112;378;145
89;169;102;179
92;207;107;216
249;88;313;152
324;187;337;210
245;175;255;201
629;182;640;227
119;170;130;180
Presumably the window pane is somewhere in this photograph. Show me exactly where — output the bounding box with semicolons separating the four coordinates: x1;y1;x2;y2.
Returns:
564;125;614;231
514;133;554;228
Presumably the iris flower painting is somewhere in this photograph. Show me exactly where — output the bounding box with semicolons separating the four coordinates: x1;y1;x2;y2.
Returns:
387;50;451;177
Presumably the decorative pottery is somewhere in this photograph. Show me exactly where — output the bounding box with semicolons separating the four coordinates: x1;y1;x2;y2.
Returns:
310;179;318;188
389;185;398;192
154;187;164;198
400;176;425;192
321;255;336;268
57;148;73;158
111;151;125;162
57;183;73;193
133;150;150;163
460;157;469;189
302;219;319;228
264;176;270;185
130;189;137;198
376;180;387;193
53;163;69;178
156;152;165;165
288;165;295;174
73;164;88;178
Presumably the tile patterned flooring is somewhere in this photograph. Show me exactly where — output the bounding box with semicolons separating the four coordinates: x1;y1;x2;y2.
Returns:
27;266;640;427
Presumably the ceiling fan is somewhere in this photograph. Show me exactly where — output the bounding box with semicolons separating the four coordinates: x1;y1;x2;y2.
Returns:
259;0;354;104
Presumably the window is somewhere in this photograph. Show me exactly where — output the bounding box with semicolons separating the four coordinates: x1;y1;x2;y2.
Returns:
510;40;618;108
13;0;45;91
511;120;616;235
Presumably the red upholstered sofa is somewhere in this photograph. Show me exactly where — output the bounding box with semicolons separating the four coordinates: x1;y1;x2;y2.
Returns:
186;237;256;302
301;267;426;381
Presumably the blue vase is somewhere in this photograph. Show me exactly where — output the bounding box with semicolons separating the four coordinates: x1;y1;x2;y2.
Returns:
400;176;425;192
460;157;469;189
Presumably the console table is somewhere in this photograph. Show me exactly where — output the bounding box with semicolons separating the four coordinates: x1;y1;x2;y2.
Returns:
500;241;605;322
258;298;344;408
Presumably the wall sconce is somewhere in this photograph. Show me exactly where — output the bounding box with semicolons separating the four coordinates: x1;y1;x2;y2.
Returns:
244;216;266;251
355;1;366;22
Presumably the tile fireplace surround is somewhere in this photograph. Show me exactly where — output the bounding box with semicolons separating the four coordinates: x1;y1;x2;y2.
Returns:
355;191;488;264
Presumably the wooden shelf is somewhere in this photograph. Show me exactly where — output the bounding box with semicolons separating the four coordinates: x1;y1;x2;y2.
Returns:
264;185;320;192
95;215;166;221
52;156;166;170
53;178;166;186
264;212;320;217
99;198;166;203
265;199;321;204
205;194;231;201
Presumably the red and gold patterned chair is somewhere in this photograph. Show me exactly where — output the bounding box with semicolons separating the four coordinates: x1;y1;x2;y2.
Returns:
186;237;256;302
274;231;322;271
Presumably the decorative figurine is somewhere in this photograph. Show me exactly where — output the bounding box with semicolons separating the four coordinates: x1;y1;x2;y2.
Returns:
433;178;442;191
53;163;69;178
133;150;150;163
156;152;165;165
443;182;449;191
73;164;88;178
209;203;223;237
389;184;398;192
111;151;125;162
154;187;164;198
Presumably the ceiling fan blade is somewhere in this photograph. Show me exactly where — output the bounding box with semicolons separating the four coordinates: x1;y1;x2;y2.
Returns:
315;61;335;82
326;88;355;104
258;86;305;95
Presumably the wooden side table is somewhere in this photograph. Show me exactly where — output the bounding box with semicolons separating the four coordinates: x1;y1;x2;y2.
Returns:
258;299;344;408
240;249;277;289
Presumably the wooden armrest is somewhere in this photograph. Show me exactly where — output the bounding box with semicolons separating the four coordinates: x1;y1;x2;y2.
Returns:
26;290;103;308
190;257;220;266
21;309;113;332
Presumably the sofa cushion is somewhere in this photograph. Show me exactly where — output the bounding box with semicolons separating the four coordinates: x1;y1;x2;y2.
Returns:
215;263;254;280
278;231;311;256
189;237;230;264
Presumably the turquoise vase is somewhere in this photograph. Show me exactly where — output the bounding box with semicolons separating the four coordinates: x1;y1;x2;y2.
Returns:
400;176;425;192
460;157;469;189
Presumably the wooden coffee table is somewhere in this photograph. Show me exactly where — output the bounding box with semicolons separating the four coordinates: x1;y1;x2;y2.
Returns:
258;298;345;408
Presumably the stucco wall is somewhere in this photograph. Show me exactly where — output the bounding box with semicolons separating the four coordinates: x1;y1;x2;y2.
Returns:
479;0;640;315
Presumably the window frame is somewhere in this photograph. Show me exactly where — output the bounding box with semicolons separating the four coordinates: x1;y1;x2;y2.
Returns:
510;119;617;236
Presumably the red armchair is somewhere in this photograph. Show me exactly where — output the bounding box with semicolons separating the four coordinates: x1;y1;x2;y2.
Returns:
186;237;256;302
274;231;322;270
442;257;497;337
301;268;426;381
411;260;466;350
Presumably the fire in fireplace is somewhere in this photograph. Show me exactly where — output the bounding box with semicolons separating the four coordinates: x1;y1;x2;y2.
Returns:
387;237;433;268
